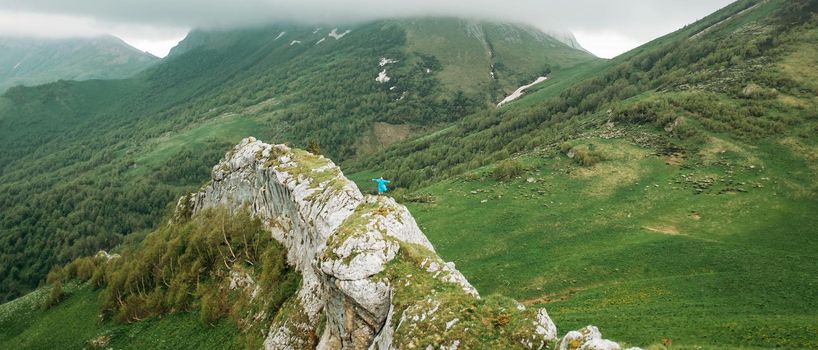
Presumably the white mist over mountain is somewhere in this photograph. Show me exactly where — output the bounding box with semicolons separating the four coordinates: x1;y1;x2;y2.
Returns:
0;0;734;58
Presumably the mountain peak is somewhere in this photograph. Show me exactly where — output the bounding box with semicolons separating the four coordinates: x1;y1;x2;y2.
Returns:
0;35;157;92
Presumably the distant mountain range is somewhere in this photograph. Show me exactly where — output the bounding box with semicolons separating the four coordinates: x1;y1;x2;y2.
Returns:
543;30;592;54
0;35;158;92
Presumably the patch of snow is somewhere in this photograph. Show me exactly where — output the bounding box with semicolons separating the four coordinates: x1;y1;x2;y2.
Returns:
316;38;326;45
329;28;351;40
376;70;391;83
379;57;399;67
313;28;322;34
497;76;548;107
12;61;21;70
274;32;286;41
389;86;397;91
290;40;302;46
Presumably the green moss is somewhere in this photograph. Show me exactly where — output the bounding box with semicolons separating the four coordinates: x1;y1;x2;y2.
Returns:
321;199;399;265
269;297;319;348
375;243;556;349
278;149;341;189
263;146;289;168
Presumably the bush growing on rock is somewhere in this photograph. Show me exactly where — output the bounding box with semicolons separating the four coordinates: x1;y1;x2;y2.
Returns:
47;206;301;346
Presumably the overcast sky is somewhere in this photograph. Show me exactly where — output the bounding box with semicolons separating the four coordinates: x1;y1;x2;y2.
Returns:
0;0;735;58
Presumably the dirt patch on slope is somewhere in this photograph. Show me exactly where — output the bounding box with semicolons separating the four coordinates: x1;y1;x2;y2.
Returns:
699;136;760;166
571;141;649;197
780;137;818;162
355;122;414;154
664;153;685;166
374;122;412;147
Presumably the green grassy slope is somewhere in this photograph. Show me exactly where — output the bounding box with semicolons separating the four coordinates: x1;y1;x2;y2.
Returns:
405;133;818;349
0;36;157;93
347;0;818;348
398;18;597;98
0;284;238;350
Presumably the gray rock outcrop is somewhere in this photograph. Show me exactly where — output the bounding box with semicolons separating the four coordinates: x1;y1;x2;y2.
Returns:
178;137;632;349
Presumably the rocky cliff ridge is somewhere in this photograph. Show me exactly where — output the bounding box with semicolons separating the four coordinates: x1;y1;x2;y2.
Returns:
177;137;636;350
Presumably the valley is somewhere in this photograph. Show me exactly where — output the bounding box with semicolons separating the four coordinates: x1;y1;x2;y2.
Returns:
1;0;817;349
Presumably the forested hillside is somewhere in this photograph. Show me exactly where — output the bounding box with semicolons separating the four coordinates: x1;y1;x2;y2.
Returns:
0;19;594;302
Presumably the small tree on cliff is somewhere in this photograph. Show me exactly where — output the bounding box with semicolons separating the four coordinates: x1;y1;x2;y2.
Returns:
306;140;321;155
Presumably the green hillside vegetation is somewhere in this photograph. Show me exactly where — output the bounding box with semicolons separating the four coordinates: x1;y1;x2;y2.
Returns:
0;207;299;349
2;0;818;348
347;0;818;348
397;18;596;98
352;0;813;187
0;36;157;92
0;19;593;302
0;284;238;350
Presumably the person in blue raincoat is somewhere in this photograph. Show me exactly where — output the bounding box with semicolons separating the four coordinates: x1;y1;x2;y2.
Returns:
372;177;391;195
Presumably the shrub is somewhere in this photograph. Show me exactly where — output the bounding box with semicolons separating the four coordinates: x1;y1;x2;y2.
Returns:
306;140;322;155
492;159;525;181
391;188;437;204
44;281;64;309
46;266;64;284
563;144;606;167
198;291;223;326
46;206;300;346
573;148;604;166
559;142;573;154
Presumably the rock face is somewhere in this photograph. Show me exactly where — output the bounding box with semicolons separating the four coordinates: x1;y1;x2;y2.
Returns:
179;137;629;349
558;326;639;350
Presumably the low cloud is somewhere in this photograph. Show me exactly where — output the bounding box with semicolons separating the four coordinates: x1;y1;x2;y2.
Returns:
0;0;735;58
0;0;734;35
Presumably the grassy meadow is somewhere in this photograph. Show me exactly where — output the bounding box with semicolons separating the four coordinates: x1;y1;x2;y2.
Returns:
0;284;238;350
387;129;818;349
